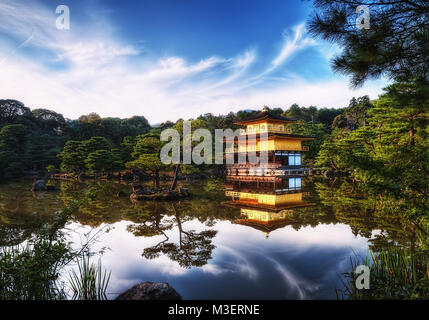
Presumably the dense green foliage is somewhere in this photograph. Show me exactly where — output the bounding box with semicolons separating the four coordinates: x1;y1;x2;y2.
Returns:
0;99;151;178
283;103;345;126
0;235;71;300
316;81;428;221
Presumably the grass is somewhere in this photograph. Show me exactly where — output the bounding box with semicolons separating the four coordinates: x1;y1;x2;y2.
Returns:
68;256;111;300
337;246;429;300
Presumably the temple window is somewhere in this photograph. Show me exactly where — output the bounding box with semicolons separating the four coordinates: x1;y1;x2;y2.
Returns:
288;177;302;189
288;153;301;166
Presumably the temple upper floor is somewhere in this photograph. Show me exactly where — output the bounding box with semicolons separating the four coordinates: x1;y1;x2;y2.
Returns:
239;121;292;135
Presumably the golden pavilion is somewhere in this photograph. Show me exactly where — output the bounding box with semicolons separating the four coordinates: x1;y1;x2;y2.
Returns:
225;106;313;185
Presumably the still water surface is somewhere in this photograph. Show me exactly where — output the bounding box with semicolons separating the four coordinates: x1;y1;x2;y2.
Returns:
0;179;406;299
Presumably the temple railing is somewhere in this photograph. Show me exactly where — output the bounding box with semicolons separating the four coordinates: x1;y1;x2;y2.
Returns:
240;128;293;135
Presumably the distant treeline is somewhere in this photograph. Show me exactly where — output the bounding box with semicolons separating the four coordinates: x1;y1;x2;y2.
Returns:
0;98;346;178
0;100;151;178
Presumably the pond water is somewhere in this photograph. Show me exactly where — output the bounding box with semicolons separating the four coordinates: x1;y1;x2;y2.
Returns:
0;178;413;299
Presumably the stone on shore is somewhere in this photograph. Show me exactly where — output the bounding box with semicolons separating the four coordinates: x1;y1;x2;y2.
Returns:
115;282;182;300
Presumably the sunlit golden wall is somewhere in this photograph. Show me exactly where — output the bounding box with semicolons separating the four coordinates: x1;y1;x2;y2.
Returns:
241;208;294;221
226;191;303;205
236;139;303;152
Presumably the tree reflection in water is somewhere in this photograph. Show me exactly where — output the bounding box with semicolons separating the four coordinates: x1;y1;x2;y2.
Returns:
128;202;217;268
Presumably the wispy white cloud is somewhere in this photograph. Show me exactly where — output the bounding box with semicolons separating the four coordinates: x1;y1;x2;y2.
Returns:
146;56;226;83
57;42;140;66
233;49;256;69
265;256;319;300
0;0;140;68
234;23;317;91
269;24;314;72
207;49;257;89
0;0;55;48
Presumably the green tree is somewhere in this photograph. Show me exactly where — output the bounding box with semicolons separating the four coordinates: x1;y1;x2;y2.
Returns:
78;112;101;123
169;119;211;190
119;136;136;163
288;120;328;161
126;135;168;188
332;96;373;130
58;141;86;172
0;100;32;126
308;0;429;86
85;150;119;174
121;116;151;137
78;136;110;156
373;81;428;146
283;104;345;128
59;137;114;173
32;109;66;132
0;124;28;177
0;124;27;151
26;134;61;171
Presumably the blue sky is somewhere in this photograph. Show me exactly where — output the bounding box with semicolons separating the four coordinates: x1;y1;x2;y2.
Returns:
0;0;387;124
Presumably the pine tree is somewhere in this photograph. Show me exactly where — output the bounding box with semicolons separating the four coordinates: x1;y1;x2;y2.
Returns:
308;0;429;86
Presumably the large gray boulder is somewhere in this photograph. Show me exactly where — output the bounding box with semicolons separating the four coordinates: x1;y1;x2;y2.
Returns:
115;282;182;300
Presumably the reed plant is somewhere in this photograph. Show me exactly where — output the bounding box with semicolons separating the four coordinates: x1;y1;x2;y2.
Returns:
68;256;111;300
337;247;429;299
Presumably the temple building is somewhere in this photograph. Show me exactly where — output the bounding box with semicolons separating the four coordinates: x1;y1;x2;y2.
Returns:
225;106;313;186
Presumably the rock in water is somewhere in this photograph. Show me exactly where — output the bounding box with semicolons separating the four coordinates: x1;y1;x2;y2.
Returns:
115;282;182;300
32;180;47;191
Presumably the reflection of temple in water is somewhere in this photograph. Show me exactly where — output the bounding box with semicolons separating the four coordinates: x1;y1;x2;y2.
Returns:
223;107;314;238
223;181;314;238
